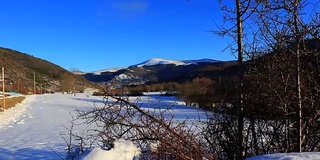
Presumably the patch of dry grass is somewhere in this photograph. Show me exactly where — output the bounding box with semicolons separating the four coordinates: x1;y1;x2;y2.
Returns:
0;96;25;111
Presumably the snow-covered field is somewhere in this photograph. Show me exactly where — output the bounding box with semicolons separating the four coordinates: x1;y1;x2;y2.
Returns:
0;93;106;160
0;93;207;160
1;93;319;160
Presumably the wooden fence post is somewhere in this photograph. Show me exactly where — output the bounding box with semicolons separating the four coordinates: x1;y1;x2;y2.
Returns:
2;67;5;109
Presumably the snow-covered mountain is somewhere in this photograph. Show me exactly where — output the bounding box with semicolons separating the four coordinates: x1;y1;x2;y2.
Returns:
184;58;219;64
72;71;87;75
80;58;237;86
134;58;220;67
92;67;125;75
114;73;144;83
135;58;187;67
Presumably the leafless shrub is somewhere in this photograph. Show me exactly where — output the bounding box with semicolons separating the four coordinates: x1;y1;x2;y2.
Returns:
66;93;216;160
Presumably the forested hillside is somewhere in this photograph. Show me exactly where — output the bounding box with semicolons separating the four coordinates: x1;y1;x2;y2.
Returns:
0;47;93;93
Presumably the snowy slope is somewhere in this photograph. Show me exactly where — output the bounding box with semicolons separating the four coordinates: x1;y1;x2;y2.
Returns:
92;67;125;75
73;68;125;75
135;58;219;67
136;58;187;67
114;73;137;80
72;71;86;75
73;68;126;76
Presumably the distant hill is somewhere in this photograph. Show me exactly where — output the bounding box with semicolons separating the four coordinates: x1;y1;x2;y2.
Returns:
78;58;238;87
134;58;219;67
0;47;94;93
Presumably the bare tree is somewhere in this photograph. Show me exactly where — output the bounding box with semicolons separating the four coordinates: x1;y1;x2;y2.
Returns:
253;0;320;152
211;0;320;158
215;0;263;158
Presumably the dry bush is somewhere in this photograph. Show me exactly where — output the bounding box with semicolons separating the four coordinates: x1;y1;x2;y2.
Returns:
69;93;216;160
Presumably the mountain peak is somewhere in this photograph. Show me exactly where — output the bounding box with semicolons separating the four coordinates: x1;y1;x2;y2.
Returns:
135;58;187;67
82;57;232;84
134;58;220;67
88;57;220;76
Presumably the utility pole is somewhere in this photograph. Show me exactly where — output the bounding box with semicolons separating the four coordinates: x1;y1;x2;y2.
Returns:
2;67;5;109
44;83;47;94
18;78;20;93
40;79;43;94
73;78;76;96
33;72;36;94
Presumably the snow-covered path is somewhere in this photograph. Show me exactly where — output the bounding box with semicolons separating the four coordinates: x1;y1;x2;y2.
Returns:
0;93;105;160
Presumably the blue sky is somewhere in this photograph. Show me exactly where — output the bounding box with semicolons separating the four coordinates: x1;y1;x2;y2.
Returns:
0;0;234;72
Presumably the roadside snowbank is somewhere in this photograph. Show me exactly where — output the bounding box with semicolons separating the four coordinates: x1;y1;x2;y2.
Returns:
0;95;33;129
247;152;320;160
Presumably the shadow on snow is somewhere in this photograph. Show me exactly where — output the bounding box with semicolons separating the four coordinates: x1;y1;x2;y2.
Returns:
0;147;65;160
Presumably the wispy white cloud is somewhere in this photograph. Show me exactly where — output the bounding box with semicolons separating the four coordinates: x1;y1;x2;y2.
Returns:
110;0;149;20
112;1;148;14
95;0;149;25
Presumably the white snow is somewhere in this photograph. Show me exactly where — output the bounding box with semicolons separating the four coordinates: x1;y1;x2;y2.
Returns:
92;67;125;75
0;95;32;129
75;67;126;75
0;92;207;160
87;58;218;74
135;58;219;67
115;73;134;80
136;93;209;120
136;58;189;67
1;92;319;160
0;93;105;160
81;139;140;160
113;74;145;85
247;152;320;160
72;71;86;75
